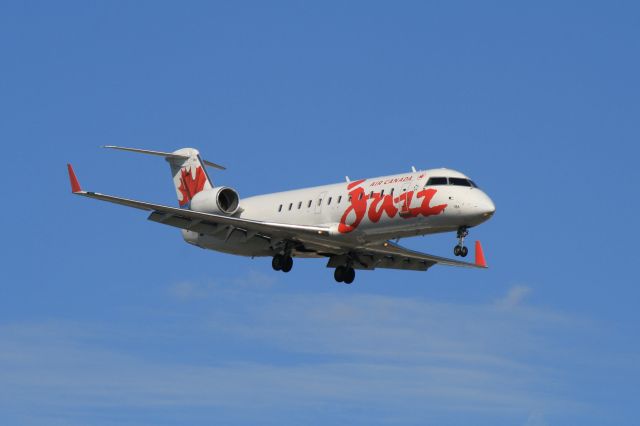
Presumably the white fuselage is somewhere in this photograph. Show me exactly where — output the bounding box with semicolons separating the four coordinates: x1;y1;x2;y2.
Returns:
184;168;496;257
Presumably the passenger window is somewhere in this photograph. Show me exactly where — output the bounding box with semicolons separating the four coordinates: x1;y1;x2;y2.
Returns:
426;177;448;186
298;201;302;209
449;177;472;187
358;193;363;200
348;195;352;202
369;191;374;198
308;200;312;208
381;189;385;196
338;195;342;203
317;199;322;206
328;197;332;205
278;204;282;212
390;188;394;195
288;203;293;210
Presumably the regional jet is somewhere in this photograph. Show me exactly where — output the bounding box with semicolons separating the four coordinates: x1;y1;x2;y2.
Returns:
67;147;495;283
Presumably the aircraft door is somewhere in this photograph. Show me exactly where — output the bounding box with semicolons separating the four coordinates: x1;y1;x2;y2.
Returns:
315;191;327;214
397;173;425;216
398;180;413;216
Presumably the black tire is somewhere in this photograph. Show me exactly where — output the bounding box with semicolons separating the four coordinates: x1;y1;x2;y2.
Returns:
272;254;284;271
460;246;468;257
282;256;293;273
334;266;346;282
454;245;461;256
344;268;355;284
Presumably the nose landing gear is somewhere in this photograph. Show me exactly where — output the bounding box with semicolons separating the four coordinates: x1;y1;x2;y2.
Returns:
454;226;469;257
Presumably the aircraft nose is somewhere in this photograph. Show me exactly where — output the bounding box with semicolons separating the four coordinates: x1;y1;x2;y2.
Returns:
472;191;495;220
481;194;496;218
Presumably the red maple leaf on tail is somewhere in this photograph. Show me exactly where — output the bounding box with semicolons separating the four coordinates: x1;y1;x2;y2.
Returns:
178;166;207;206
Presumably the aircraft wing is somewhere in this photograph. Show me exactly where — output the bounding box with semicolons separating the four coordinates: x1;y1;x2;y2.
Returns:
332;240;487;271
67;164;336;241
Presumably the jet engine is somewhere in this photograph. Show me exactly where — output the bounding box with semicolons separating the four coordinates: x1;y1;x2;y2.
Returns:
190;187;240;215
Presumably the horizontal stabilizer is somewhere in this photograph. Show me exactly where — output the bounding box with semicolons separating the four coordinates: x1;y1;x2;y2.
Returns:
103;145;226;170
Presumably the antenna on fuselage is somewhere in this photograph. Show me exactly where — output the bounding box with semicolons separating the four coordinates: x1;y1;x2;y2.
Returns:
411;166;417;173
345;176;351;182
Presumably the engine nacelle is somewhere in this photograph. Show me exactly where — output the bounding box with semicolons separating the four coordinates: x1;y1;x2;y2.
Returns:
190;187;240;215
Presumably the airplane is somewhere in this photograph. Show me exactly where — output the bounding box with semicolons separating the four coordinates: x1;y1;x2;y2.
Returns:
67;146;496;284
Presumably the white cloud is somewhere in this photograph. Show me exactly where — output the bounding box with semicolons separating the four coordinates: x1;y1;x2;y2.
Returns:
496;285;532;308
168;270;277;301
524;409;548;426
168;281;210;300
0;281;614;425
232;269;277;289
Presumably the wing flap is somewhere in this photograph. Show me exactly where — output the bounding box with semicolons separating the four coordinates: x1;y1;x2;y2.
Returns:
359;240;487;269
326;253;431;271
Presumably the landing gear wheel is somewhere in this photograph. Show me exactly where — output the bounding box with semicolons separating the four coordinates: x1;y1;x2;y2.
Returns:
334;266;355;284
344;268;355;284
281;256;293;273
454;226;469;257
272;254;284;271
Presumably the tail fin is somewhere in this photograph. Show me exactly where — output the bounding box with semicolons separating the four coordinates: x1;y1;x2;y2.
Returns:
168;148;214;208
103;145;223;208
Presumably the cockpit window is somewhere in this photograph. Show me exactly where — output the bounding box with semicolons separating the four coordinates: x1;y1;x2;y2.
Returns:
426;177;448;186
427;176;478;187
449;177;472;187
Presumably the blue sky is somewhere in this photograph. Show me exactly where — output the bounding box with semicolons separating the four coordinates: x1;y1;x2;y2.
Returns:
1;1;639;425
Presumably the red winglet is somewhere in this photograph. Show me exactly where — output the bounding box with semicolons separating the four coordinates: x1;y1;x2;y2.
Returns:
67;163;82;193
475;240;487;268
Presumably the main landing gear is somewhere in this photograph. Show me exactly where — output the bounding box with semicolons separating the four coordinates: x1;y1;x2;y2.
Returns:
334;265;355;284
272;253;293;273
453;226;469;257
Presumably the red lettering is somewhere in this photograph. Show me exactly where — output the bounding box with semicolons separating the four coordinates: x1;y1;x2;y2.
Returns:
338;179;368;233
368;193;398;222
338;181;448;234
395;191;415;217
414;188;448;216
